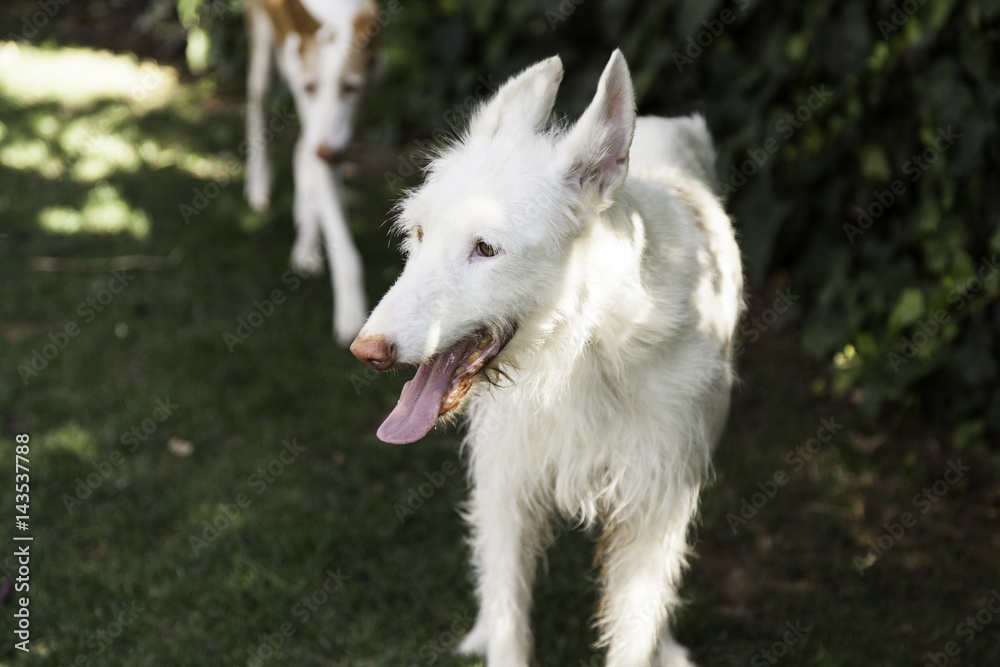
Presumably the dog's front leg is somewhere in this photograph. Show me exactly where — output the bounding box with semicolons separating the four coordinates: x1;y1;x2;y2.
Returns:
289;137;325;276
312;162;367;346
595;498;700;667
458;467;549;667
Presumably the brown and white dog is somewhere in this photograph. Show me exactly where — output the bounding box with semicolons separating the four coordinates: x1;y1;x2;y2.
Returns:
244;0;379;344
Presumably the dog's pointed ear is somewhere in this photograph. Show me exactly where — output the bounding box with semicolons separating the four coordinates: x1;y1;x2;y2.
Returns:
560;50;636;205
468;56;563;138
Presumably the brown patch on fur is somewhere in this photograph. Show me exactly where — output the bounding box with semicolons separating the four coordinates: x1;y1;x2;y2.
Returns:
672;182;708;234
593;526;615;620
256;0;321;47
672;181;726;294
593;524;614;568
244;0;258;29
592;516;641;629
343;0;380;86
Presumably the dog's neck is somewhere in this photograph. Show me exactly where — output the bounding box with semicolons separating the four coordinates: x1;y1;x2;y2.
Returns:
512;190;655;370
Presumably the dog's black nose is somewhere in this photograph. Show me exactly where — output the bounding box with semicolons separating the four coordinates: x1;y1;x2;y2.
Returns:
350;335;397;371
316;144;344;164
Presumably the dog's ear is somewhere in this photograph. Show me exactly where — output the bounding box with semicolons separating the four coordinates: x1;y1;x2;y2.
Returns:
351;0;381;54
468;56;563;138
560;50;636;206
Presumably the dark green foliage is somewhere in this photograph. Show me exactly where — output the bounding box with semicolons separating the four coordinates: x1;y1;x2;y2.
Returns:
166;0;1000;442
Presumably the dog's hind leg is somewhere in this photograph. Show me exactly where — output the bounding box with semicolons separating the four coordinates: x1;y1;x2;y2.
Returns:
595;491;700;667
458;469;550;667
244;0;274;212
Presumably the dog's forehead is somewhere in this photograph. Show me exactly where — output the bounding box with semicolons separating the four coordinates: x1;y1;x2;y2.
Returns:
405;139;556;229
406;194;504;235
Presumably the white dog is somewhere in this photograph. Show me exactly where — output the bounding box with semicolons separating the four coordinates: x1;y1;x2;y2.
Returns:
244;0;379;344
351;51;743;667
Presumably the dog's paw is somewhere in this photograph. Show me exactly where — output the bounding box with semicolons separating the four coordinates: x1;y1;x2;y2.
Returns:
455;622;489;657
290;246;324;277
244;169;271;212
245;187;270;212
333;291;366;347
333;309;365;347
654;638;697;667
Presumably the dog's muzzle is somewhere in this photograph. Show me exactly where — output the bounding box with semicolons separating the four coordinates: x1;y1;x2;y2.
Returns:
350;335;397;371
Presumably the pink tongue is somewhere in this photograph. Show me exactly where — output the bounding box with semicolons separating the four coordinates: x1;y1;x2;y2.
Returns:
377;338;477;444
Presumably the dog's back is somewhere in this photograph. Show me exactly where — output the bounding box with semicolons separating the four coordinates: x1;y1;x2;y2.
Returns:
629;114;718;191
629;115;716;192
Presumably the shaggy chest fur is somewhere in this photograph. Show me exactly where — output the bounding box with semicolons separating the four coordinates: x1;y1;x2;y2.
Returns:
463;170;737;526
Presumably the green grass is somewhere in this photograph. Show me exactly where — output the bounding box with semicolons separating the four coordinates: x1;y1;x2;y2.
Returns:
1;43;998;666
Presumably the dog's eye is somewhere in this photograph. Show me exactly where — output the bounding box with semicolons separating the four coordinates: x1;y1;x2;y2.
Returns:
341;81;361;95
476;240;499;258
304;82;317;95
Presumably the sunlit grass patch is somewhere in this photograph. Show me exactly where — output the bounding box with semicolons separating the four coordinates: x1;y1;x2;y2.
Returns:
0;134;64;178
69;132;142;181
0;40;179;111
43;420;100;459
39;181;151;238
136;138;242;181
0;40;246;239
58;111;240;183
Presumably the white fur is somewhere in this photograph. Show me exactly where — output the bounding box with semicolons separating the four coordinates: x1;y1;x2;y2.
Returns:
244;0;375;344
357;51;743;666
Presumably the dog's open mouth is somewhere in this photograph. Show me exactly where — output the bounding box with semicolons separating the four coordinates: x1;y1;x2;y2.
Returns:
377;327;514;444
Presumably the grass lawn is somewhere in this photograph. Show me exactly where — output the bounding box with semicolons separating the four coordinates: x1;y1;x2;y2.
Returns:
1;42;998;666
